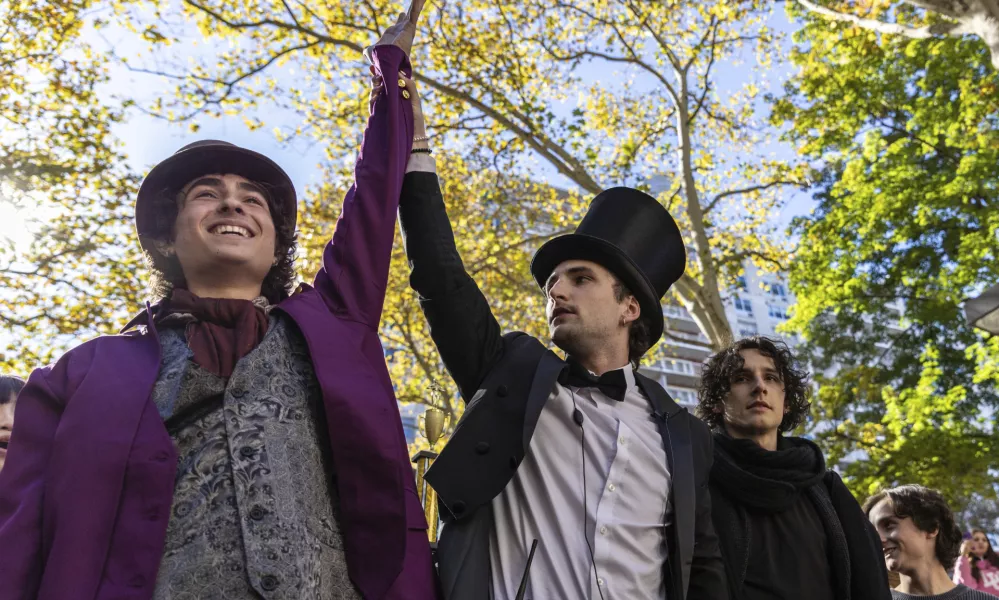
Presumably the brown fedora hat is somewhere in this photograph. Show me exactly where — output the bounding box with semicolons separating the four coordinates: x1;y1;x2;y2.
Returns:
134;140;297;252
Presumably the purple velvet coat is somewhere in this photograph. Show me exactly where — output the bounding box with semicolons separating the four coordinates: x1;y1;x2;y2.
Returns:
0;45;439;600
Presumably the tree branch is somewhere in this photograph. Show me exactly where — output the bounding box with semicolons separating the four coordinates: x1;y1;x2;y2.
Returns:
796;0;965;39
413;73;603;193
704;179;806;215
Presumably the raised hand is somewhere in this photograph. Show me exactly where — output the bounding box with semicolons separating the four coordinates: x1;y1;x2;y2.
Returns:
364;0;426;61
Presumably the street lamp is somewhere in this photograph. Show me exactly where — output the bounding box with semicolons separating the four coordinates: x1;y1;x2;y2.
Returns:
964;282;999;335
412;381;448;543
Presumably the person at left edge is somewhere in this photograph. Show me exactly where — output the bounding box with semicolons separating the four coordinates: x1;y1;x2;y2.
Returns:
0;3;440;599
0;375;25;475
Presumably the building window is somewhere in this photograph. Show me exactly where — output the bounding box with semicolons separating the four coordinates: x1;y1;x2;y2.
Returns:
738;328;757;337
734;295;753;314
662;304;690;319
663;358;697;376
736;276;748;291
667;387;698;407
769;283;788;298
768;304;788;320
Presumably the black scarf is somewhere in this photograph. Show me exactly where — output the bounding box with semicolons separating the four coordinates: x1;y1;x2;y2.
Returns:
712;432;827;512
710;432;892;600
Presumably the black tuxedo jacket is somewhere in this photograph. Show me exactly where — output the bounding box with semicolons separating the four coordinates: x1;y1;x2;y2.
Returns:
399;171;726;600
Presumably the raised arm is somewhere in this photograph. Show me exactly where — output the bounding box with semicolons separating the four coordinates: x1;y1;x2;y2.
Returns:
313;4;423;328
397;145;504;402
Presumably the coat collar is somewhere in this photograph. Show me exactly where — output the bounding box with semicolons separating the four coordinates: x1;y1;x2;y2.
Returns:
119;301;163;341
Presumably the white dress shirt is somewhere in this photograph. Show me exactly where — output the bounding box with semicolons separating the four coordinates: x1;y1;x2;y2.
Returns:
488;366;672;600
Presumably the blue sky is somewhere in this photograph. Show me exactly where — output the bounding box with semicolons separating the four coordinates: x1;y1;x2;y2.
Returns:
0;4;815;257
92;4;814;229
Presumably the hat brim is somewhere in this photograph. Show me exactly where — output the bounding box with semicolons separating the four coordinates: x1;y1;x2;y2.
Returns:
135;144;297;252
531;233;665;344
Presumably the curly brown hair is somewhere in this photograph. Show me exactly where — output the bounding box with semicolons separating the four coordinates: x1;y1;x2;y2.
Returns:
695;336;811;433
862;485;964;568
141;182;297;304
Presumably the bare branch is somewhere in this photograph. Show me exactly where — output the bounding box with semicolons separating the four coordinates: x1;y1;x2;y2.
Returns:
688;19;721;123
413;73;603;193
279;0;302;29
796;0;965;39
719;249;787;272
183;0;366;52
622;0;683;71
127;41;321;121
704;179;806;215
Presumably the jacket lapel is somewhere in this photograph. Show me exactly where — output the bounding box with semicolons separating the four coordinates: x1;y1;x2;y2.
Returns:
636;375;694;600
521;349;565;450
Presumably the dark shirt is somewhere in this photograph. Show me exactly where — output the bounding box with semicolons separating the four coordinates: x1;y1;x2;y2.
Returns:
743;493;836;600
891;584;999;600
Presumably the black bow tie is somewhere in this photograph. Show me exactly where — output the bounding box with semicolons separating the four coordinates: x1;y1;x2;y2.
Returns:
558;359;629;402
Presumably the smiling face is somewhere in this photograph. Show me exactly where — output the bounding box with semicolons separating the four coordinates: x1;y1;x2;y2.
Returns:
718;349;788;440
869;497;940;575
544;259;639;361
970;531;991;559
0;393;16;473
156;173;277;293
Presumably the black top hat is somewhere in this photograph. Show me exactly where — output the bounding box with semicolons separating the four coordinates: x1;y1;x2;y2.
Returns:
530;186;686;344
135;140;297;252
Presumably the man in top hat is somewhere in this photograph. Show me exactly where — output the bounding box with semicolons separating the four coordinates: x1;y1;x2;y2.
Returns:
395;84;726;600
0;4;440;599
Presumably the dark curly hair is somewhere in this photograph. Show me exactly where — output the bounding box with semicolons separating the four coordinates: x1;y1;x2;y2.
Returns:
141;181;297;304
862;485;963;568
695;336;811;433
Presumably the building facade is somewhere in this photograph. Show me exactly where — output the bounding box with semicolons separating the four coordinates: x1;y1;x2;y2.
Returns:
638;261;798;411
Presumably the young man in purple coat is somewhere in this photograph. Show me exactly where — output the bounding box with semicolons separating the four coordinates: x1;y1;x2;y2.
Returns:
0;3;439;599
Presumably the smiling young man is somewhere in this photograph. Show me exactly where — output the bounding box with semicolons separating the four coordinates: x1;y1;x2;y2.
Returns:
395;98;726;599
865;485;993;600
0;5;440;599
696;336;891;600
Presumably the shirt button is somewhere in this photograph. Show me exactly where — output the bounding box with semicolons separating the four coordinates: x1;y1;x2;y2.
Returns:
608;483;616;492
249;505;267;521
599;526;607;535
240;446;255;458
618;437;627;445
260;575;280;591
597;578;605;586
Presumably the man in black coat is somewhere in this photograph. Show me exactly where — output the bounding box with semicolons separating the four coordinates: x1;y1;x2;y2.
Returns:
396;117;726;598
695;335;892;600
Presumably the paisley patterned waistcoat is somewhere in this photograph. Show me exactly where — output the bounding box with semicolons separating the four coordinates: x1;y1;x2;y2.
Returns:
150;315;362;600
